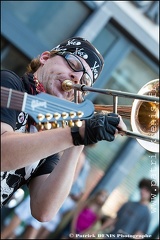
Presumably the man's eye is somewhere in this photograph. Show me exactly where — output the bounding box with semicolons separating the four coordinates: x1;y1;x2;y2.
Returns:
69;61;77;69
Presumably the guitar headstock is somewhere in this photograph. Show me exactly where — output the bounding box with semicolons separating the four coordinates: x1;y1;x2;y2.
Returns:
25;92;94;130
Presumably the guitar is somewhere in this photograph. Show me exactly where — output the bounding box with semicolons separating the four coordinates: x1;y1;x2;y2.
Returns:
1;86;94;129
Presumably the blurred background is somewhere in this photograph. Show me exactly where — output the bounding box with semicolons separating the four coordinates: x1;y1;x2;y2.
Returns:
1;1;159;238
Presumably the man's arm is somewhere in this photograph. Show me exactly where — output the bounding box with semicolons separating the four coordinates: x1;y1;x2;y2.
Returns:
1;122;79;171
28;145;84;222
1;110;126;171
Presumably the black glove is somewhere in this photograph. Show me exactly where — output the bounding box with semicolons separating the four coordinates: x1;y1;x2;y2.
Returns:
71;113;120;146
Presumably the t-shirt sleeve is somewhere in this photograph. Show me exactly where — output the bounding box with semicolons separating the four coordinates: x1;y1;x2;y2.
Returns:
1;70;25;129
29;153;60;179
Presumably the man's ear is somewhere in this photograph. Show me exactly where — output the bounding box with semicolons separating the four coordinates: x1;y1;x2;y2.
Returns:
39;51;50;64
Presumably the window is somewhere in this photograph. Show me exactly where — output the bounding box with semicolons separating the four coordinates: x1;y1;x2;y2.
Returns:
1;1;91;57
1;37;30;76
85;22;159;236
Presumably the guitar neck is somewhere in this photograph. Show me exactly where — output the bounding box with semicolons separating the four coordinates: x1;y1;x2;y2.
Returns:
1;87;26;111
1;86;95;126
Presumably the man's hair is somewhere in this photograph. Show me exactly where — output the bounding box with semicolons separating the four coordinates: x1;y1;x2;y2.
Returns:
139;178;159;201
26;50;58;74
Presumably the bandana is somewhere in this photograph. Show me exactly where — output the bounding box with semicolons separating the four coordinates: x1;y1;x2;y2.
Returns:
51;37;104;83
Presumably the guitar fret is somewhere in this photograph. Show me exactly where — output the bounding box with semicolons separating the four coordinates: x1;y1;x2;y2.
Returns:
7;88;12;108
1;86;95;127
1;87;26;111
22;92;27;112
9;90;24;110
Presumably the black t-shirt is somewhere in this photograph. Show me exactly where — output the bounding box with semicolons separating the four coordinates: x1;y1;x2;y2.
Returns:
1;70;59;206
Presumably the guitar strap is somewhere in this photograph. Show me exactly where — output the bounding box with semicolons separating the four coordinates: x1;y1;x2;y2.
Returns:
21;73;37;95
20;74;54;171
21;73;42;132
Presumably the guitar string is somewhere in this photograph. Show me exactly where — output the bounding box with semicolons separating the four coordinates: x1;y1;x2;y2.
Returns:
1;92;91;121
1;91;131;118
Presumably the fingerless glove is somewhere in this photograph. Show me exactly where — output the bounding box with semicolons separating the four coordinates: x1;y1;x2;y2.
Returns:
71;113;120;146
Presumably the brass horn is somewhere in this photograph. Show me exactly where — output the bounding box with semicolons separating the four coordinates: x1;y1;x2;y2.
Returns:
62;79;159;153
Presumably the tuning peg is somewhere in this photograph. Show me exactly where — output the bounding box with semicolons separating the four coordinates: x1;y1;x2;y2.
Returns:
74;120;82;127
61;120;67;128
68;120;75;127
69;111;76;118
53;112;61;120
51;122;60;128
44;122;52;130
77;111;84;118
36;123;45;131
37;114;45;121
45;113;53;121
61;112;69;119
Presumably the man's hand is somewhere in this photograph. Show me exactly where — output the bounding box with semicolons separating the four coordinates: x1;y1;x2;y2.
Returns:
117;115;127;136
84;113;121;145
71;113;127;146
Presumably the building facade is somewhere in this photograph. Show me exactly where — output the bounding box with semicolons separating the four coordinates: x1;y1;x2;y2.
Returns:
1;1;159;236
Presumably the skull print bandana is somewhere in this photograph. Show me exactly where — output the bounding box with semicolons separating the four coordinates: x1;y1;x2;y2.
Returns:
51;37;104;83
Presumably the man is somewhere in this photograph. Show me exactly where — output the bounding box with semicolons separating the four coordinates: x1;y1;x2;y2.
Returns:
95;178;159;239
1;149;90;239
1;37;127;221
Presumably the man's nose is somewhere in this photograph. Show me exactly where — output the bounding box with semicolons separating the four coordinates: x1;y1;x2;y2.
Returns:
70;71;83;84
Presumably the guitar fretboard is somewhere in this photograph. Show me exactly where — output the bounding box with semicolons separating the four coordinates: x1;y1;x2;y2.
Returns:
1;86;95;126
1;87;25;111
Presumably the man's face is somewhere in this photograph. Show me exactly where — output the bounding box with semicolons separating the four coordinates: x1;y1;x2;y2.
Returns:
140;187;151;202
38;53;93;102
